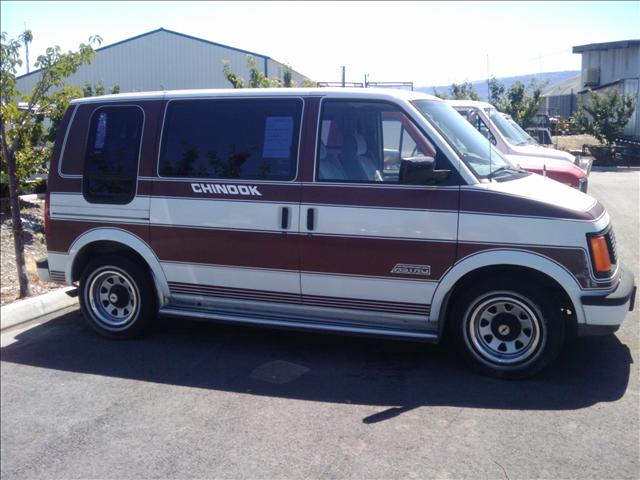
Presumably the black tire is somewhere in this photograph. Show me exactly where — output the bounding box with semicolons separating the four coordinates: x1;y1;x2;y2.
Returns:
448;277;565;379
79;255;157;339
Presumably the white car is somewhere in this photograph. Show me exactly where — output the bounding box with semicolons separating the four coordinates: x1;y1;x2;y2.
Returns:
447;100;585;162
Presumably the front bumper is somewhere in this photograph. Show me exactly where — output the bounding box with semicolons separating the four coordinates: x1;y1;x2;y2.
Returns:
579;264;637;336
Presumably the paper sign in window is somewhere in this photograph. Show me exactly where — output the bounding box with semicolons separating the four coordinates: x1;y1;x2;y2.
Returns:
263;116;293;158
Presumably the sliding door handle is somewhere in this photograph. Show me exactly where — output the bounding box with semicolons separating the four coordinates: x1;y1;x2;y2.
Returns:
280;207;290;230
307;208;315;231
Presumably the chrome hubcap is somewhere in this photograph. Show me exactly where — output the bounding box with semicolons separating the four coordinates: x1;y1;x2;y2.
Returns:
468;295;542;365
88;269;139;329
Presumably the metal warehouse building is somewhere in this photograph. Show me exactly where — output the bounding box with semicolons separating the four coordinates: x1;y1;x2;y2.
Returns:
573;39;640;141
15;28;310;94
539;74;581;117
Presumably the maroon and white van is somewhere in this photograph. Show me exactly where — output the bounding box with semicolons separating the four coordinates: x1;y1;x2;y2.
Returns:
37;88;636;378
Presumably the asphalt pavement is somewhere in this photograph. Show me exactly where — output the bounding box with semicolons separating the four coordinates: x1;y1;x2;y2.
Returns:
1;170;638;479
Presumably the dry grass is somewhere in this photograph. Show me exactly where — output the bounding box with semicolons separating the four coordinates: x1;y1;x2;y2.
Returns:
551;134;600;154
1;198;60;305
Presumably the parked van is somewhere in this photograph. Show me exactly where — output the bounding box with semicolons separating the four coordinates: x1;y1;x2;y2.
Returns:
447;100;589;191
37;88;635;378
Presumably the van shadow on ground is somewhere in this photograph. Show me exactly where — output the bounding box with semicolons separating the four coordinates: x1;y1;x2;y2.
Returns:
1;311;633;423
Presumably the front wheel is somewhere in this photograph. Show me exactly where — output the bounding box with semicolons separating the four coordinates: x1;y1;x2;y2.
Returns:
449;279;565;379
79;255;157;339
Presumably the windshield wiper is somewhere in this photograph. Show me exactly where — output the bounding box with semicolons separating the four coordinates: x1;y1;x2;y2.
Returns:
488;166;520;179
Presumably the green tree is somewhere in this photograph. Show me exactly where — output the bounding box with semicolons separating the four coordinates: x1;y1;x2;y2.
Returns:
301;77;315;88
283;65;293;88
488;78;543;129
574;89;636;146
487;76;505;105
432;87;448;99
0;31;100;298
449;81;479;100
222;59;245;88
223;56;300;88
82;80;117;97
22;29;33;73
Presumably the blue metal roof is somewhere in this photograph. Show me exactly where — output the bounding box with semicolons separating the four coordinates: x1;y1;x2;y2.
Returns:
16;27;271;80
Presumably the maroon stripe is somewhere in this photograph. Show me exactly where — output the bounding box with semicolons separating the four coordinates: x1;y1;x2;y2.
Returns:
47;220;615;292
302;292;427;309
171;288;301;306
46;220;149;253
302;299;427;315
460;190;603;221
300;234;456;281
302;185;459;210
49;178;82;193
168;281;428;315
152;226;299;271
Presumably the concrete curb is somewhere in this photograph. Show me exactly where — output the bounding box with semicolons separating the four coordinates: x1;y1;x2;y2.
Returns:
1;287;79;332
591;166;640;172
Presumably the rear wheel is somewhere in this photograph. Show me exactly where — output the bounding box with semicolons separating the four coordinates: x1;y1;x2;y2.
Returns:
449;278;565;378
79;255;157;339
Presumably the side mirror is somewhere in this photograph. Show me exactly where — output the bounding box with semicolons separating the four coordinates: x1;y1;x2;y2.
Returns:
399;156;450;184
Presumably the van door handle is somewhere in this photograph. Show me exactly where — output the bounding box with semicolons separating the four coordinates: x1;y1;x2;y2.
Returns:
280;207;289;230
307;208;315;231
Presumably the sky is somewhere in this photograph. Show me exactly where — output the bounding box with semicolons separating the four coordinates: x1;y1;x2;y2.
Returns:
1;1;638;86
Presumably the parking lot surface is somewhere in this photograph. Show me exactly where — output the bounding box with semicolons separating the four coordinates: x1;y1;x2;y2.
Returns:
1;170;638;479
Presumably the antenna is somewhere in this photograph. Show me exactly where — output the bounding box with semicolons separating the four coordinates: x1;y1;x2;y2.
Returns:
487;54;492;179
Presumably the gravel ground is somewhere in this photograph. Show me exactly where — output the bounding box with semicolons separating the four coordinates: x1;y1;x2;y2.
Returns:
0;198;59;306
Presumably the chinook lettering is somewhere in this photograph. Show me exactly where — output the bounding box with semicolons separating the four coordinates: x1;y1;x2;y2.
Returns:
191;183;262;196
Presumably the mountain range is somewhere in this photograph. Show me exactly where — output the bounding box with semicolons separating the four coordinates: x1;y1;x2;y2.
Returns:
416;70;579;101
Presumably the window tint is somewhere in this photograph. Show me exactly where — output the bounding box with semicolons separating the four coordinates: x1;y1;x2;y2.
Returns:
83;106;143;204
317;101;454;185
159;99;302;180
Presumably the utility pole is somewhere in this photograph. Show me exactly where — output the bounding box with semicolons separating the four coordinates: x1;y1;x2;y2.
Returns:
486;54;490;103
364;73;368;88
341;66;346;87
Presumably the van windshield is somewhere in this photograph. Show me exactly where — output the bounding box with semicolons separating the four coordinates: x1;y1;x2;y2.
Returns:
486;108;533;146
412;100;522;180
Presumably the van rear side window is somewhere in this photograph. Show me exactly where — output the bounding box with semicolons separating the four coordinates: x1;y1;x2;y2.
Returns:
83;106;143;204
158;98;302;180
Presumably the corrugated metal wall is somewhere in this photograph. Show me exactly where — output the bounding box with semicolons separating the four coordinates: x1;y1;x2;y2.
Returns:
539;94;576;117
579;45;640;140
581;46;640;86
16;29;309;94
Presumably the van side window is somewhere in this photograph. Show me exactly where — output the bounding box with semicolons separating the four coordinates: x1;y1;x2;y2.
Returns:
159;99;302;180
83;106;143;204
318;101;455;185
